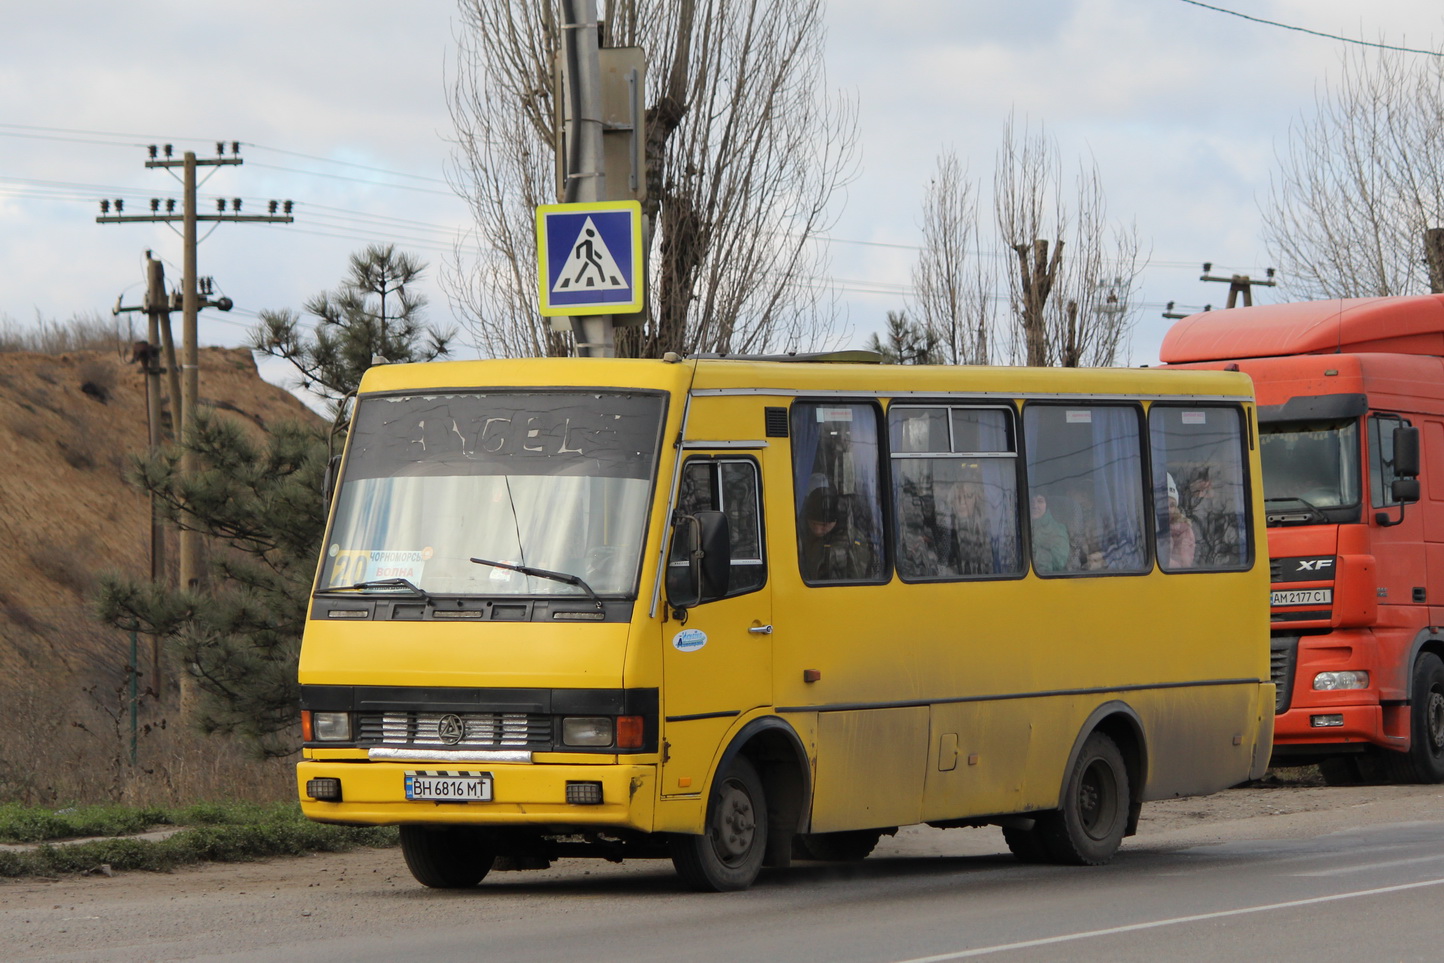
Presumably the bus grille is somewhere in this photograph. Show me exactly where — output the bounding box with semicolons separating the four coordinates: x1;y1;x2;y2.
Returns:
356;711;553;750
1269;638;1297;714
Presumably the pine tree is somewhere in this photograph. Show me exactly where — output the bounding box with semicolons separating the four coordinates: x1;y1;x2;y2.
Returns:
866;311;943;365
97;247;453;756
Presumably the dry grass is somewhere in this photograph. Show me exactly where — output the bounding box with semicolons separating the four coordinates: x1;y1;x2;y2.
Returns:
0;345;323;807
0;313;135;356
0;679;298;807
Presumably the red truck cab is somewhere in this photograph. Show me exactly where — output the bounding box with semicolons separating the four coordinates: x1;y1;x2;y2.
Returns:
1162;295;1444;783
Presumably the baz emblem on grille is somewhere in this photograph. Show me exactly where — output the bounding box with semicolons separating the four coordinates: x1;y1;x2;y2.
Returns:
437;714;466;745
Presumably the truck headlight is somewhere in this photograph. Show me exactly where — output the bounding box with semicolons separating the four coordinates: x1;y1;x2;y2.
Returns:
562;717;613;747
1313;670;1370;691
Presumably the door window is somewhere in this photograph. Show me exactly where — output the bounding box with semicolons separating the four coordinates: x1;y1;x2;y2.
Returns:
675;457;767;597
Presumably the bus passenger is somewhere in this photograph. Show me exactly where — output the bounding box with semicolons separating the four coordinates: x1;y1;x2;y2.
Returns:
800;489;875;581
1163;473;1196;568
1030;494;1071;574
947;473;993;575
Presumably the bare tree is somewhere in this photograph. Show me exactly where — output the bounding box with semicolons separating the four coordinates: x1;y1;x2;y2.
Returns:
446;0;858;359
993;117;1144;367
1262;48;1444;300
910;151;993;364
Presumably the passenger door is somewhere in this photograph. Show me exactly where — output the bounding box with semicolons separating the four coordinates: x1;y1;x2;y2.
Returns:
660;454;773;797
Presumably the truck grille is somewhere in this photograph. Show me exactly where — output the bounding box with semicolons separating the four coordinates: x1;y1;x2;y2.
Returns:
356;711;553;750
1269;637;1297;714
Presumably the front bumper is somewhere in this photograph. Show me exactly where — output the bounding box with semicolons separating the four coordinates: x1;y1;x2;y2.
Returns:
1272;703;1384;749
297;759;657;831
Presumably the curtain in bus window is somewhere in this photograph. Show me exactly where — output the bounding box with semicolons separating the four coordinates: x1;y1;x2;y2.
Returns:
1025;405;1146;575
890;406;1021;579
1149;406;1249;572
792;403;885;582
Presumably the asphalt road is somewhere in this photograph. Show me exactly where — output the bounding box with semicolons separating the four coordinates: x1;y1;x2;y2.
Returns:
6;784;1443;962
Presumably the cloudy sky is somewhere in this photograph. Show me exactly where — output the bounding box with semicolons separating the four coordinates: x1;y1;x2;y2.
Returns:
3;1;1442;379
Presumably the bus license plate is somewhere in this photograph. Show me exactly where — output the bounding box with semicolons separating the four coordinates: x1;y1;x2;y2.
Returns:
405;772;492;802
1271;588;1332;607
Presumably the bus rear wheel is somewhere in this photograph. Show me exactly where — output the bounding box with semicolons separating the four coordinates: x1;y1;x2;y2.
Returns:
670;756;768;891
1038;732;1129;865
1385;653;1444;784
399;825;496;888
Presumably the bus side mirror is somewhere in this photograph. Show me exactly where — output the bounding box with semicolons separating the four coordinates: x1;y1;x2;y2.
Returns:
696;510;731;601
322;453;342;507
665;511;731;613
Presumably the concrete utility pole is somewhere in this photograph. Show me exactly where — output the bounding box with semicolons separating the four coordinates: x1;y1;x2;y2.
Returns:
98;142;293;594
111;251;174;695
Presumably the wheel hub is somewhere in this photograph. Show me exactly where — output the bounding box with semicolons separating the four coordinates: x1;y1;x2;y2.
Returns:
713;782;756;862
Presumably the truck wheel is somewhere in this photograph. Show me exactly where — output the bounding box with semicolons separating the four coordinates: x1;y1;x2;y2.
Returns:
1386;653;1444;784
400;825;496;888
670;756;768;891
1037;732;1129;865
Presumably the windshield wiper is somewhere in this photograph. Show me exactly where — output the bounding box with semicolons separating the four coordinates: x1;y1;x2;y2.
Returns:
470;556;604;610
326;577;432;601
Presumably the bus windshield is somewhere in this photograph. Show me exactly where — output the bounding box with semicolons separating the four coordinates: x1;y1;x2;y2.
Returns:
318;390;666;598
1258;418;1360;519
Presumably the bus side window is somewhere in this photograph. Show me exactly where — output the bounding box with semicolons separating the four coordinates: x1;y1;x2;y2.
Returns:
1024;404;1148;576
1148;405;1250;571
673;457;767;598
791;402;887;584
888;404;1022;580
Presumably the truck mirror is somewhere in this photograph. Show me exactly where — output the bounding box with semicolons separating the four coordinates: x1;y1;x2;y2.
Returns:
1392;477;1421;504
1394;425;1421;478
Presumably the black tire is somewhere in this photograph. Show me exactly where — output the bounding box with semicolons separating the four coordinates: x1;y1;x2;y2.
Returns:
399;825;496;889
670;756;768;891
1384;653;1444;784
1001;824;1051;864
1037;732;1129;866
1317;753;1389;786
793;829;884;862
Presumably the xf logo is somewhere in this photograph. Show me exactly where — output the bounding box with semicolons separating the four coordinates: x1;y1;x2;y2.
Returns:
1296;558;1335;572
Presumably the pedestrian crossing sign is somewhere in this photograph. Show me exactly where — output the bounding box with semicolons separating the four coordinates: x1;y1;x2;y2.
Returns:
536;200;644;316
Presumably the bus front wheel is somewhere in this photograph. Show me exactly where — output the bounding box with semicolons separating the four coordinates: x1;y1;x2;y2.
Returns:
1038;731;1129;865
670;756;769;891
400;825;496;888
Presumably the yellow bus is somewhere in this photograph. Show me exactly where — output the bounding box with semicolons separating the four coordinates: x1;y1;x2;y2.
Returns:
297;354;1274;891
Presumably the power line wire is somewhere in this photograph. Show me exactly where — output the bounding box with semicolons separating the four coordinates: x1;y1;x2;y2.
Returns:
1176;1;1443;56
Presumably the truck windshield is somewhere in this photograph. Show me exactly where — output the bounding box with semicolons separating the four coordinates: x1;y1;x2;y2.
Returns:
1258;418;1360;517
318;390;666;598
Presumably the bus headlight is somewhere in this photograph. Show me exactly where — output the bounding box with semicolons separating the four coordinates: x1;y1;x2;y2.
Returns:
1313;670;1370;691
562;717;613;747
310;711;353;741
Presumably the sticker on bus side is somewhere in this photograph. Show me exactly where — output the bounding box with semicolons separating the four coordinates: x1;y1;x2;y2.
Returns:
672;628;707;652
